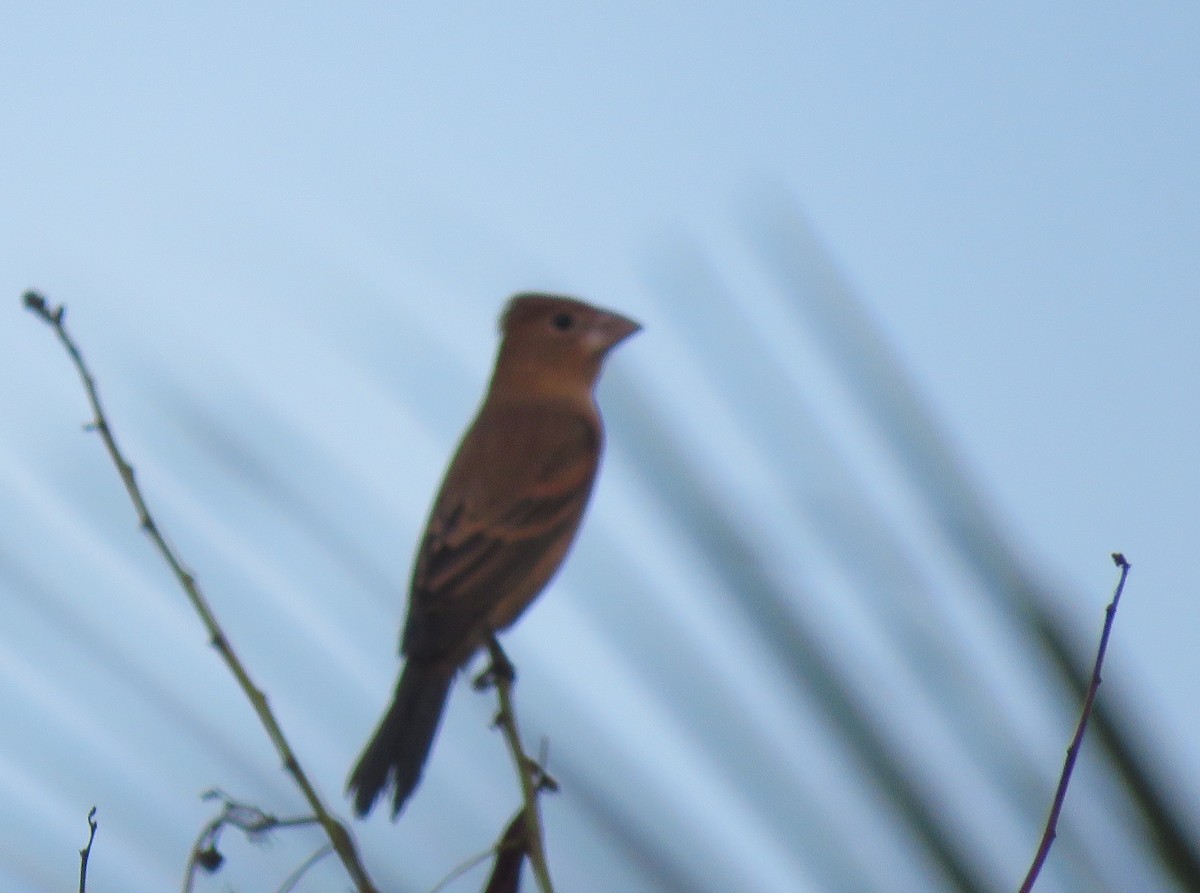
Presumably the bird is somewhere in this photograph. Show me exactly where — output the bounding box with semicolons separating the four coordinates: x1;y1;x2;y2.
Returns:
347;292;641;819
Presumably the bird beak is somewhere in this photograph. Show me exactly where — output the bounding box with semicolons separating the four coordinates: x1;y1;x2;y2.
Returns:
591;310;642;354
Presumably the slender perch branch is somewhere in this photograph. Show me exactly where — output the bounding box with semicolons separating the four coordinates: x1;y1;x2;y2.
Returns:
24;291;378;893
475;635;556;893
1018;553;1132;892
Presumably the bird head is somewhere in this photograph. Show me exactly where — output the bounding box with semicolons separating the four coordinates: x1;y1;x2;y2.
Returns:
491;293;641;398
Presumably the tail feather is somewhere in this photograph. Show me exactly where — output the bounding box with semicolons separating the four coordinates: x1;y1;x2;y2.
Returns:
347;661;454;818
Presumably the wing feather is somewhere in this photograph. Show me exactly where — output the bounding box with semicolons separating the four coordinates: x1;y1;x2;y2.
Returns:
401;402;600;661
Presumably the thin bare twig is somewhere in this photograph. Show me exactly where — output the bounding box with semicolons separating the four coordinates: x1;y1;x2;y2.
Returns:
78;807;98;893
24;292;378;893
276;844;335;893
1018;552;1132;892
427;848;495;893
425;813;522;893
425;808;536;893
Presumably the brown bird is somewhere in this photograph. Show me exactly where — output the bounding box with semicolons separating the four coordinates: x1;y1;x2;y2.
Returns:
348;292;641;818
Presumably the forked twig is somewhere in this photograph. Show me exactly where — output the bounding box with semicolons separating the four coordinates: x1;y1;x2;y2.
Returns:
78;807;98;893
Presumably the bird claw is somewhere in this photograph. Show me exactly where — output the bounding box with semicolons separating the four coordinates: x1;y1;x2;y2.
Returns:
472;635;516;690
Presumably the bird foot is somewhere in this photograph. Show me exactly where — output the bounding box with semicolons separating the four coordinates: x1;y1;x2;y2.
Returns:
472;633;516;690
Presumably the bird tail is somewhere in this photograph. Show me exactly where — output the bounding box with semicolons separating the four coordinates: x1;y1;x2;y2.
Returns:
347;660;454;818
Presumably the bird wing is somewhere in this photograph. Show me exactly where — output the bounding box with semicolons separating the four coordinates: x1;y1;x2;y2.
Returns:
401;402;600;662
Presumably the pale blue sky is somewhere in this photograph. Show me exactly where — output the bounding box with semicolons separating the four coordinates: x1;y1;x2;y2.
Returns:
2;4;1197;892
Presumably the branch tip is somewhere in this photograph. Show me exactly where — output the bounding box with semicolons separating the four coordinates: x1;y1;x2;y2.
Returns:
23;289;48;314
22;289;66;325
78;806;99;893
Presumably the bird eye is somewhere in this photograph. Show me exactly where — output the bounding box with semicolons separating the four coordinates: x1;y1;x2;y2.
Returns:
551;312;574;331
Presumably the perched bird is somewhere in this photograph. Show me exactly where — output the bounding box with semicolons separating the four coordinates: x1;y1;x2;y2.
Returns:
348;292;641;818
